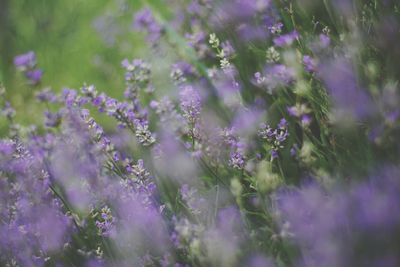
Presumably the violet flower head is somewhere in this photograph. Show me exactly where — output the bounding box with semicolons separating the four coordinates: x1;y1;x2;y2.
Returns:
301;114;312;126
258;123;275;142
179;85;202;123
133;8;163;46
122;58;153;97
229;150;246;170
290;143;299;157
318;57;375;121
247;255;276;267
14;51;36;70
276;167;400;267
0;140;14;155
278;118;288;129
134;119;156;146
210;0;274;42
211;0;272;26
14;51;43;84
221;41;235;58
268;22;283;34
303;55;317;72
25;69;43;84
172;61;195;77
171;61;196;84
273;30;299;47
258;119;289;159
254;64;295;93
287;104;312;126
319;34;331;48
231;107;264;137
44;110;62;128
36;88;58;103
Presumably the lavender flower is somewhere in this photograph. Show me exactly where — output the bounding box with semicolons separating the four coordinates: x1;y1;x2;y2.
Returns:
273;31;299;47
134;120;156;146
254;64;296;93
318;57;375;121
268;22;283;34
276;167;400;267
122;58;153;98
210;0;274;42
25;69;43;84
36;88;58;103
287;104;312;127
14;51;43;84
44;110;62;128
133;8;163;46
303;55;317;72
179;85;202;124
319;34;330;48
258;119;289;160
95;206;116;237
171;61;196;85
13;51;36;70
229;150;246;170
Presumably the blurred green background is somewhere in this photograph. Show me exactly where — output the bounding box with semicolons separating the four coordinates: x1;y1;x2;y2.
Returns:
0;0;174;130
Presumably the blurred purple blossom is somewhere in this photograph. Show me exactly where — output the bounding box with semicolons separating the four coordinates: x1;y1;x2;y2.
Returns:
133;8;163;46
13;51;36;70
318;57;376;121
254;64;296;93
276;167;400;267
273;31;299;47
303;55;317;72
179;85;202;124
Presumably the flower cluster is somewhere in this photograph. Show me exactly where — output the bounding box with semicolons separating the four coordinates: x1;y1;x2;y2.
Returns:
258;118;289;160
276;167;400;267
13;51;43;84
133;8;163;46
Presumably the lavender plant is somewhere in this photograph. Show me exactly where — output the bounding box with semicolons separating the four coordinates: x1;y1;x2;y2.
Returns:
2;0;400;266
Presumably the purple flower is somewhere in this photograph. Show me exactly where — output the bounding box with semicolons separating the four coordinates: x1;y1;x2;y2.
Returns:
172;61;195;77
319;34;331;48
229;150;246;170
268;22;283;34
210;0;274;42
271;149;279;159
278;118;288;129
171;61;196;84
25;69;43;84
44;110;62;128
254;64;295;93
36;88;58;103
301;114;312;126
303;55;317;72
273;31;299;47
211;0;272;26
318;57;375;121
231;107;264;137
276;167;400;267
247;255;276;267
179;85;202;123
221;41;235;58
258;119;289;159
258;123;275;142
14;51;36;70
133;8;163;46
0;140;14;155
287;104;312;126
290;144;299;157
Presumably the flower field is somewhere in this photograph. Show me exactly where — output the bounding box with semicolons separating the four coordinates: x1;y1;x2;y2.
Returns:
1;0;400;266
